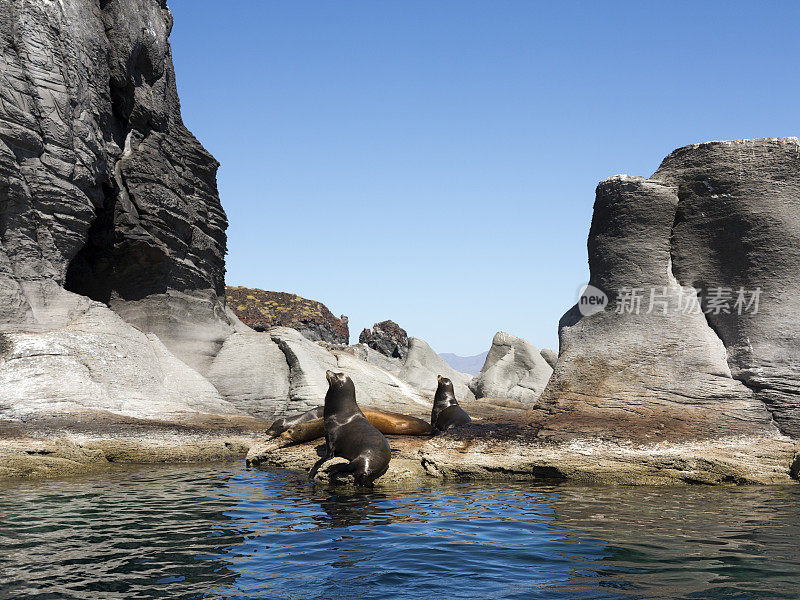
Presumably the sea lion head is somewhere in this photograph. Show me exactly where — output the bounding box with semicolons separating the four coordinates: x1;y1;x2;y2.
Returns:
326;370;354;389
434;375;457;406
324;370;357;411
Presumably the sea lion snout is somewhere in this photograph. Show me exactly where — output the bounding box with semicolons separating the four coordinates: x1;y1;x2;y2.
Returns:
325;370;335;384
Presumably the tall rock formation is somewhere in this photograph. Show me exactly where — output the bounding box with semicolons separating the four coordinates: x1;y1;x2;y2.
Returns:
0;0;235;375
539;138;799;441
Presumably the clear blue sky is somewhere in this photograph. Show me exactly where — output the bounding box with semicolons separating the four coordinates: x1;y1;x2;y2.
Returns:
168;0;799;355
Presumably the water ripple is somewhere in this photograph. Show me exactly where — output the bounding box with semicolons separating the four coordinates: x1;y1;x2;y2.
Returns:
0;465;798;599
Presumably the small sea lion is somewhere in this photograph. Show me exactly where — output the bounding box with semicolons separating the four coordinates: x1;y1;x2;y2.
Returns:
268;407;436;439
431;375;471;431
311;370;391;486
266;406;323;437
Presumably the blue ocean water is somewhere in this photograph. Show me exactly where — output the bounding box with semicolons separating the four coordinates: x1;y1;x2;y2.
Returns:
1;464;798;600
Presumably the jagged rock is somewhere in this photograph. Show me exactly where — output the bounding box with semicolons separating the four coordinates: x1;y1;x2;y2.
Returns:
226;286;349;345
469;332;553;404
359;320;409;360
398;338;475;402
0;0;254;434
538;160;781;441
539;349;558;369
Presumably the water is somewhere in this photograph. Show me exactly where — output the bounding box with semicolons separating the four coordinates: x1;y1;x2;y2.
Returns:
1;465;799;600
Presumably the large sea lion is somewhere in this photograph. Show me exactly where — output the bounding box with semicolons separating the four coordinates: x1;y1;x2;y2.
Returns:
268;407;435;439
311;371;392;486
431;375;471;431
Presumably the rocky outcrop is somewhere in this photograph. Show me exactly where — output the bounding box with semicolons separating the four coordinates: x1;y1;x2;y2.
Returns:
469;332;553;404
538;138;800;441
226;286;349;345
359;320;409;359
398;338;475;402
0;0;243;422
0;299;240;422
208;327;430;420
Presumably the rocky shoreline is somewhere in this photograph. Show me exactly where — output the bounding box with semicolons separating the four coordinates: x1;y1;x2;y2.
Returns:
1;0;799;487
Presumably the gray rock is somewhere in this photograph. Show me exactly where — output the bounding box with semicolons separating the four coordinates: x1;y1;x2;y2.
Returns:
340;343;404;373
206;332;291;420
265;327;430;419
398;338;475;402
469;332;553;403
538;168;778;441
539;349;558;369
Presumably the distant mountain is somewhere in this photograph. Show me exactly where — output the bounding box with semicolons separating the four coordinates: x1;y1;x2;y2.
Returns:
438;351;489;375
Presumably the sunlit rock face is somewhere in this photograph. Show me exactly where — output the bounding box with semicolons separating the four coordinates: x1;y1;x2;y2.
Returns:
540;138;800;441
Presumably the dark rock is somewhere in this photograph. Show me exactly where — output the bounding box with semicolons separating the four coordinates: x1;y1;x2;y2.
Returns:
0;0;233;373
654;138;800;437
226;286;349;345
359;320;409;359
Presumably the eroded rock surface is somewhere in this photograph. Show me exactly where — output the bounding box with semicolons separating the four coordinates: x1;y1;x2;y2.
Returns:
469;332;553;404
539;139;800;441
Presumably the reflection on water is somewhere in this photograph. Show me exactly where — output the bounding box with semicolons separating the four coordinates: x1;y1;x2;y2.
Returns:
1;464;798;600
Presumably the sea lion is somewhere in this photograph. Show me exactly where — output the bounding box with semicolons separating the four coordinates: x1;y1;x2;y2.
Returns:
311;370;392;486
431;375;471;431
268;407;436;439
266;406;323;437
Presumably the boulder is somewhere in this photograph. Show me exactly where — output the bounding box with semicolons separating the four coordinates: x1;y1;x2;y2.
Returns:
469;332;553;403
209;327;430;420
398;338;475;402
359;320;409;359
